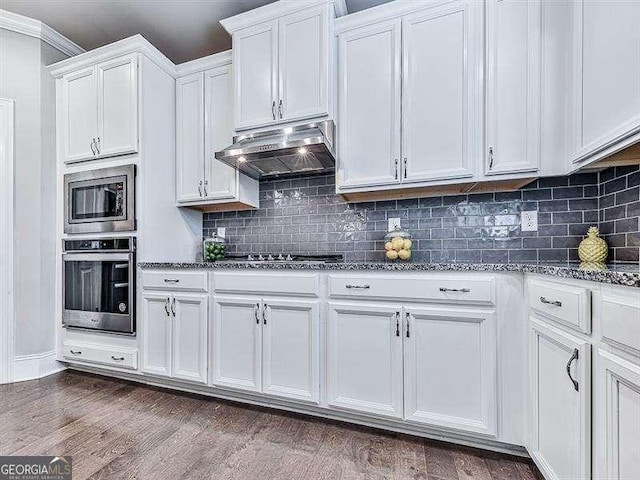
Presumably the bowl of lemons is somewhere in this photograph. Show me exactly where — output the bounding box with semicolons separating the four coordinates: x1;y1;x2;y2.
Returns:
384;227;412;261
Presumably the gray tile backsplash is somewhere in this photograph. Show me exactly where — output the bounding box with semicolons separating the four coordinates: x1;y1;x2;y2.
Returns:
203;167;640;264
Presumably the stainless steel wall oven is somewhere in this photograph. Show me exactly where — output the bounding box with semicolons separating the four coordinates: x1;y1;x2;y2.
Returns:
63;237;135;334
64;165;135;234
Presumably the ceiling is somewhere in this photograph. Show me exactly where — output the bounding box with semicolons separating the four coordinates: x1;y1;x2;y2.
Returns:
1;0;393;64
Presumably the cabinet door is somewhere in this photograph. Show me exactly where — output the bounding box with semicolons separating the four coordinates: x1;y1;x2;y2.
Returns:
573;0;640;164
96;54;138;158
278;5;328;122
327;302;403;419
176;72;205;203
596;350;640;480
211;296;262;392
172;294;208;384
262;299;320;404
234;20;279;130
204;65;237;200
401;1;481;183
529;318;591;480
337;20;402;190
61;66;97;163
141;293;172;377
403;307;497;436
485;0;541;176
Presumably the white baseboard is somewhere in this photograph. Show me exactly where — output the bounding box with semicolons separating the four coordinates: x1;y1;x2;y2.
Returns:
13;351;66;382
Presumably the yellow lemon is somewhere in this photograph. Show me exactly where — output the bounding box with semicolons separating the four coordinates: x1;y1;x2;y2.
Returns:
386;250;399;260
398;249;411;260
391;237;404;251
403;239;413;250
385;241;394;251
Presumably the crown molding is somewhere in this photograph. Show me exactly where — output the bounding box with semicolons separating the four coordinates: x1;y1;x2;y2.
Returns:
335;0;442;34
0;9;84;57
221;0;346;35
48;34;177;78
176;50;232;77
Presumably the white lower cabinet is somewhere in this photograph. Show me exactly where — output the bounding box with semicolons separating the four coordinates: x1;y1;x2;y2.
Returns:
327;303;404;419
211;296;320;404
596;350;640;480
141;292;208;384
404;307;496;436
528;317;591;480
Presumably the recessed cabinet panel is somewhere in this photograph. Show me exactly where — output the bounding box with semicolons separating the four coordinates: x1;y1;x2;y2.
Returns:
529;318;591;480
402;2;479;183
486;0;541;175
262;299;320;403
62;67;97;163
176;73;205;202
279;6;328;122
337;20;402;189
574;0;640;163
234;21;278;130
97;55;138;158
404;307;496;436
211;297;262;393
141;293;172;377
205;66;237;200
327;303;403;419
172;294;208;384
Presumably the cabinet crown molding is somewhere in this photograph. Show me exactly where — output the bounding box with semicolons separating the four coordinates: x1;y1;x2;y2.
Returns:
176;50;232;77
334;0;443;34
0;8;84;57
48;34;176;79
220;0;346;35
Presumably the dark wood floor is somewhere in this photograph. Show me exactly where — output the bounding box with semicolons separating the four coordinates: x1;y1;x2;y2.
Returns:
0;371;540;480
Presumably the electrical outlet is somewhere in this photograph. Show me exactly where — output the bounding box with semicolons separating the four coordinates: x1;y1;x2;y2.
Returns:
217;227;226;238
521;211;538;232
388;218;401;231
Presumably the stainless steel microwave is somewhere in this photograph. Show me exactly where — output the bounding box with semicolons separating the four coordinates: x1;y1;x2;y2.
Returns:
64;165;135;234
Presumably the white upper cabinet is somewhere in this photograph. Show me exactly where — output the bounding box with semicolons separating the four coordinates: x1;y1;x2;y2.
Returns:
485;0;541;176
60;54;139;163
572;0;640;166
403;306;496;436
225;1;336;131
401;0;481;183
337;19;402;189
234;20;279;130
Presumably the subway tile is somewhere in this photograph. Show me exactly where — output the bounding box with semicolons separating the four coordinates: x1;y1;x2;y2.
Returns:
615;217;639;233
616;187;640;206
553;186;585;199
552;236;582;249
443;239;468;249
509;249;538;262
552;211;583;224
604;176;627;194
482;250;508;263
538;249;568;262
569;172;598;185
523;188;552;201
538;177;569;188
538;200;569;212
569;198;598;211
523;237;552;249
605;233;627;248
605;205;627;221
615;247;639;263
456;250;481;262
495;191;522;201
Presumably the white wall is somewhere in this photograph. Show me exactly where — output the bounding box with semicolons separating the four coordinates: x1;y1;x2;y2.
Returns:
0;29;67;357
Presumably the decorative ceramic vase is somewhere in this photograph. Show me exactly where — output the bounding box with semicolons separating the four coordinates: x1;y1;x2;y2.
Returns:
578;227;608;264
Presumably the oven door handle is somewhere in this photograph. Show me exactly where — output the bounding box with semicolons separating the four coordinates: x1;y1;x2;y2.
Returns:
63;253;132;262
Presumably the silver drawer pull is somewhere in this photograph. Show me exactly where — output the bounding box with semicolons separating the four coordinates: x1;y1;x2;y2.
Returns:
163;279;180;283
540;296;562;307
346;284;370;289
70;350;82;355
111;356;125;361
439;287;471;293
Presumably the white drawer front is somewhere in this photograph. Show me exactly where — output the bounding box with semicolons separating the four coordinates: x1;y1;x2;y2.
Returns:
601;293;640;354
528;280;591;334
213;272;319;297
63;343;138;370
328;275;496;306
142;270;208;292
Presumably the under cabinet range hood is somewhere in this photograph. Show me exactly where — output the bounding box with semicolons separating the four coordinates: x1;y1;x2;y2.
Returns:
215;120;335;180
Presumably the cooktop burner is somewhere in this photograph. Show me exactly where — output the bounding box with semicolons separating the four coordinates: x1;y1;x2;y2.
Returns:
218;254;343;263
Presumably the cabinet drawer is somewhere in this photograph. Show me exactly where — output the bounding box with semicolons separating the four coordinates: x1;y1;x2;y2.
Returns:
601;293;640;354
528;280;591;334
63;343;138;370
142;270;208;292
213;272;319;297
328;275;496;306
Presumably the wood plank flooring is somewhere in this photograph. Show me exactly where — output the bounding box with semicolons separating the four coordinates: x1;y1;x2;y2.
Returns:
0;371;541;480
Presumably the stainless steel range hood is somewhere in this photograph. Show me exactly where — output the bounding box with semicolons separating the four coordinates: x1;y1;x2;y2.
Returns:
215;120;335;180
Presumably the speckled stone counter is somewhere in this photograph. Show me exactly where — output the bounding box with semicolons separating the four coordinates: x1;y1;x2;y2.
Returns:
138;261;640;288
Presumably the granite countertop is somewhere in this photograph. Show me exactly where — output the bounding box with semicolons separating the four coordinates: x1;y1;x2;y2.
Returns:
138;261;640;288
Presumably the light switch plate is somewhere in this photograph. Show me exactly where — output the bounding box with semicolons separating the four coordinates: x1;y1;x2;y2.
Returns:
388;218;401;231
521;211;538;232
